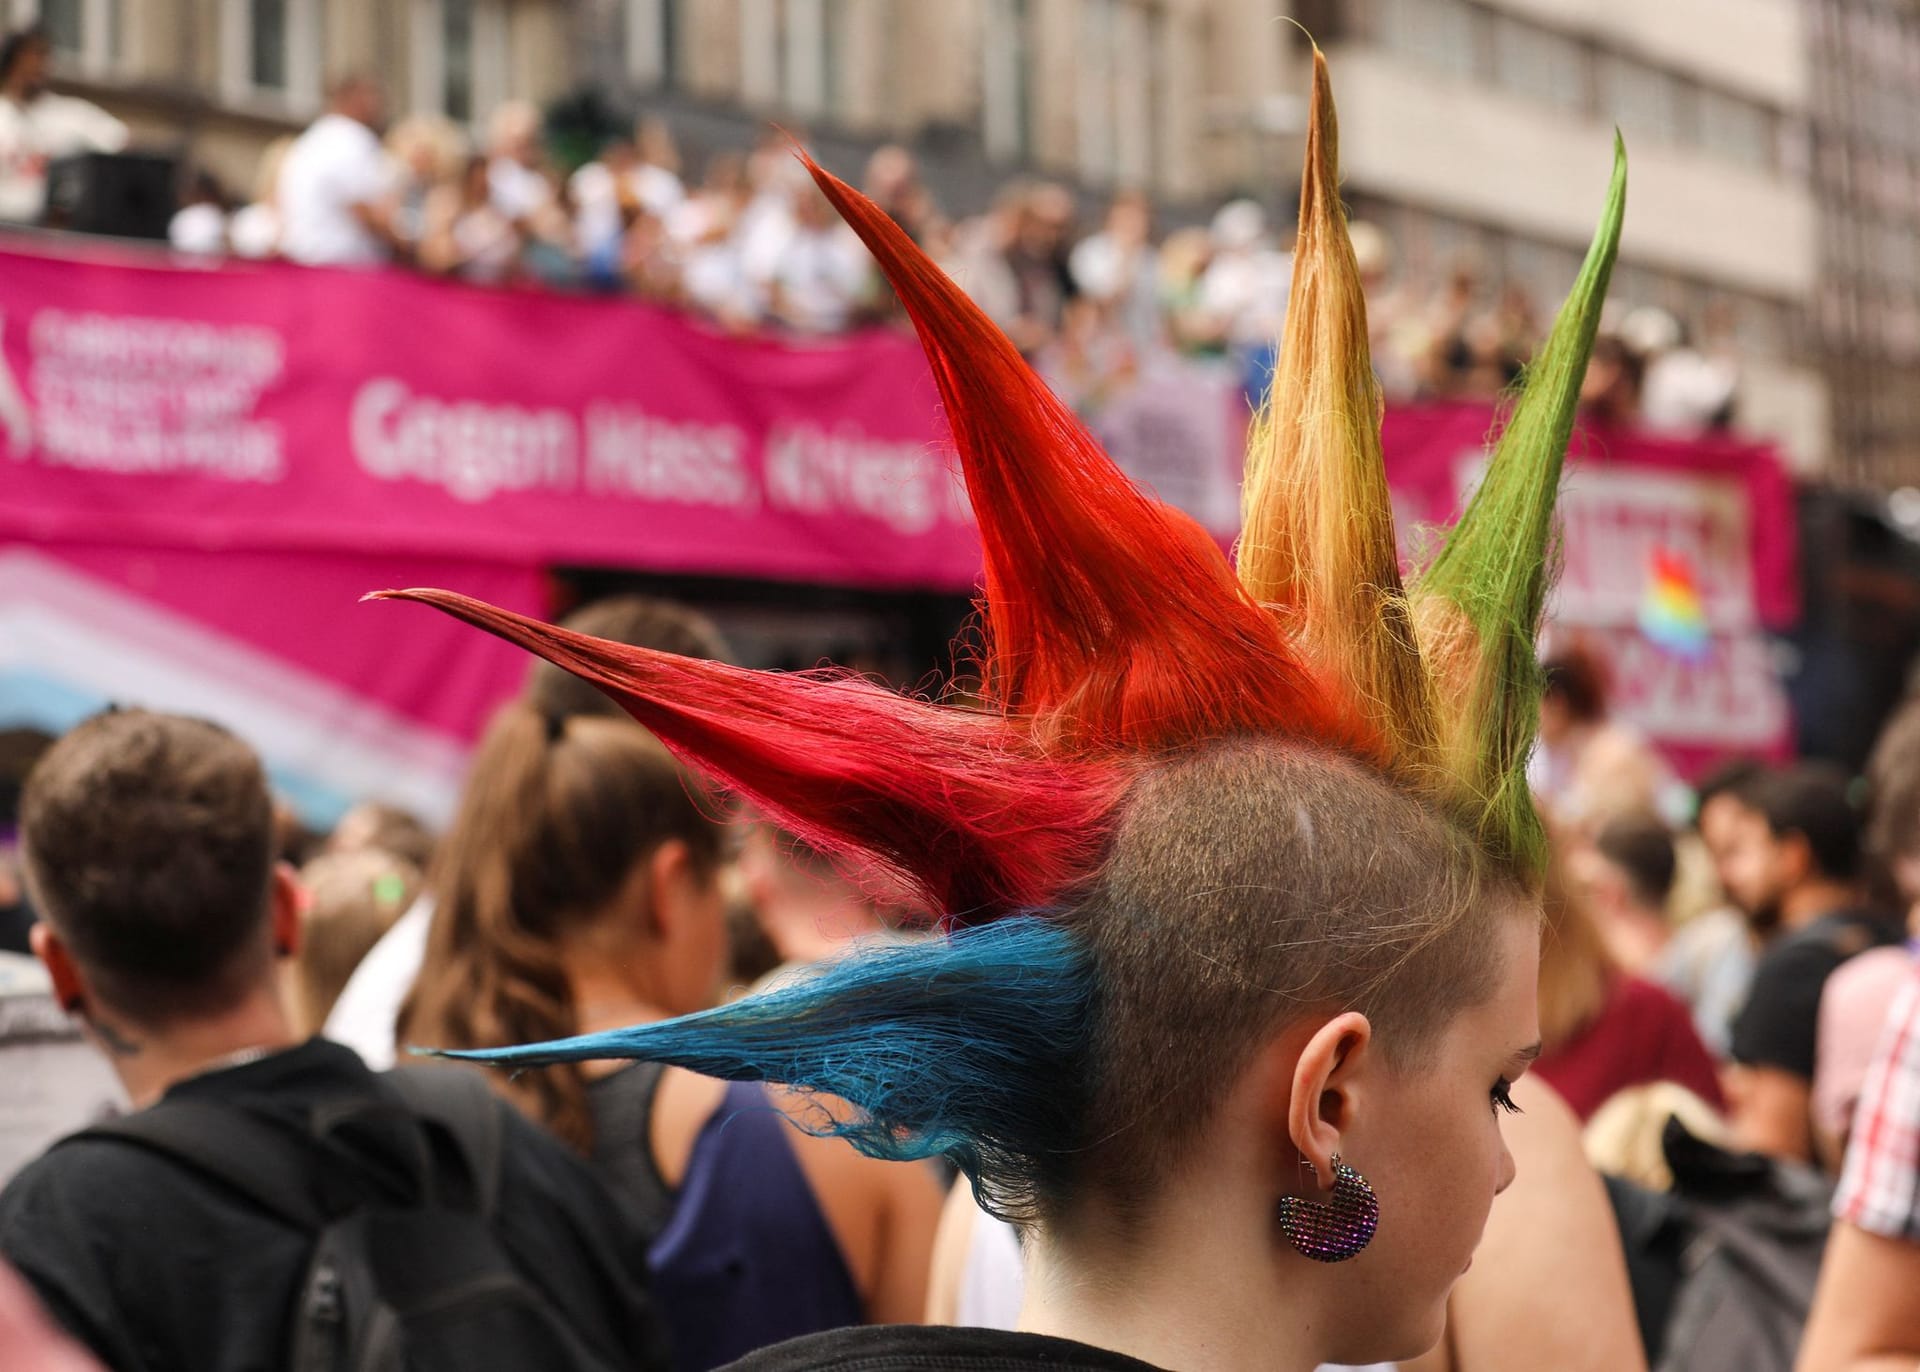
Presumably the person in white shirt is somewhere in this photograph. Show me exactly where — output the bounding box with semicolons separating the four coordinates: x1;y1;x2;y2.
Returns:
1197;198;1293;350
420;153;521;285
165;171;228;255
1068;190;1161;353
484;100;554;227
0;26;128;225
768;184;873;334
325;594;731;1069
569;134;684;265
275;74;398;267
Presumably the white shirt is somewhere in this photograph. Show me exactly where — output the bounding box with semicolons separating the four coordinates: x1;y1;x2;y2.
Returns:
228;201;281;258
1198;248;1294;347
570;159;685;253
771;225;870;333
0;92;129;223
488;157;553;224
277;113;393;266
168;202;228;255
322;894;433;1069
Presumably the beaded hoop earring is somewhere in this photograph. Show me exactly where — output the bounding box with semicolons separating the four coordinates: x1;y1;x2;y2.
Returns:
1277;1155;1379;1263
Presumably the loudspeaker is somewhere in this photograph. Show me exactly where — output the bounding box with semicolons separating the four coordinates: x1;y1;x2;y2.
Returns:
43;150;178;239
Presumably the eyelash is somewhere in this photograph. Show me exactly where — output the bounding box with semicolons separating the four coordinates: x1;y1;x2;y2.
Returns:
1490;1079;1522;1116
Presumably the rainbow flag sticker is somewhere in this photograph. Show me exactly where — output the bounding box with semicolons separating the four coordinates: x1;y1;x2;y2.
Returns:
1640;549;1711;661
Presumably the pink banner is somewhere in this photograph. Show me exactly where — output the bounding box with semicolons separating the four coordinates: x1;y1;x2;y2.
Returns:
1381;404;1800;773
1;541;543;824
0;237;980;589
0;243;1801;789
1380;404;1799;630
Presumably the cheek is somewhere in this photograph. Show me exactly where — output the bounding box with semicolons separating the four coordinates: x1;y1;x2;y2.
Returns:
1372;1085;1504;1259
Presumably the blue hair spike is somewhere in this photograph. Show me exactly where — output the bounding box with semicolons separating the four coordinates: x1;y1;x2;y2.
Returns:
422;916;1096;1222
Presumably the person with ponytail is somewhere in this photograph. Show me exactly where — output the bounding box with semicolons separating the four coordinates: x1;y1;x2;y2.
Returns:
374;48;1627;1372
400;703;943;1370
325;592;732;1070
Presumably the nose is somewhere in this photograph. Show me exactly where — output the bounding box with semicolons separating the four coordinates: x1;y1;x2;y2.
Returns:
1493;1132;1518;1198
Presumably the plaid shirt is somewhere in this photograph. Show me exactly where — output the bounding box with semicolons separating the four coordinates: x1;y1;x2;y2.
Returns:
1837;961;1920;1240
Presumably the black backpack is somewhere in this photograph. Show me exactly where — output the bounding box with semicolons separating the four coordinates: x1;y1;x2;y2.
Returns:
1607;1119;1833;1372
70;1066;642;1372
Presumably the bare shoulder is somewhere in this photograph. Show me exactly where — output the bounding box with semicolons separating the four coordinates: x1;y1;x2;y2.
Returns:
1435;1075;1647;1372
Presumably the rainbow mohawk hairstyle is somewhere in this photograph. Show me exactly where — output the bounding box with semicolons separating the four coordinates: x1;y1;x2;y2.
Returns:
1239;48;1627;878
371;51;1625;1216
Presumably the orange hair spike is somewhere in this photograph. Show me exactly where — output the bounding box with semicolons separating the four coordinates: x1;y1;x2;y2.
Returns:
1238;47;1440;782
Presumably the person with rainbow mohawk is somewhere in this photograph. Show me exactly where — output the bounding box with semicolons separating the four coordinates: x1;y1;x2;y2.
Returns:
374;48;1625;1372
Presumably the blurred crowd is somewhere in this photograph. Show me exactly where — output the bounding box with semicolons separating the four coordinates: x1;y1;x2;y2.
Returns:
149;73;1741;432
7;612;1920;1369
0;17;1746;435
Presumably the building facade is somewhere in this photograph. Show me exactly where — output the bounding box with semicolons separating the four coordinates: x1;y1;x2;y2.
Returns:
1804;0;1920;492
7;0;1847;475
4;0;574;199
1314;0;1827;473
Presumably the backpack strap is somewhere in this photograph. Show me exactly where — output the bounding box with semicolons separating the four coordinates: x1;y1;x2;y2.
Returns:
69;1103;331;1232
382;1067;504;1218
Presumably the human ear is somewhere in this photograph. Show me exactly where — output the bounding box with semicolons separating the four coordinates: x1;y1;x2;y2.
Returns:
1286;1011;1373;1191
645;839;695;943
29;921;86;1016
270;862;304;960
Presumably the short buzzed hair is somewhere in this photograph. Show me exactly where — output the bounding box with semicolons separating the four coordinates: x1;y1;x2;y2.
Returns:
21;709;276;1023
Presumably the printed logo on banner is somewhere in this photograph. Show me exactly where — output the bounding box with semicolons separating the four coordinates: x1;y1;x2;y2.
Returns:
1449;452;1789;757
1448;454;1755;629
2;308;286;481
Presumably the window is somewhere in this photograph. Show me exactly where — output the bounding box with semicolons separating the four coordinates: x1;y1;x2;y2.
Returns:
622;0;683;89
411;0;508;125
1598;54;1680;146
1372;0;1482;83
1077;0;1116;181
443;0;475;122
221;0;322;109
1077;0;1158;185
23;0;119;74
1491;15;1587;114
1697;89;1777;172
982;0;1033;162
781;0;832;120
738;0;841;119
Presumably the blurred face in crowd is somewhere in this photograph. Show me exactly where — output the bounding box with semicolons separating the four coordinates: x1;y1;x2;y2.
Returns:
334;77;385;131
1713;802;1795;932
1700;790;1757;896
459;155;489;206
1020;185;1074;256
794;187;835;232
4;34;50;99
1107;191;1152;248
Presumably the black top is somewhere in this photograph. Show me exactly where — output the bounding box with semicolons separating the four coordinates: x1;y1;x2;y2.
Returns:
1729;907;1902;1080
0;1039;659;1372
723;1325;1168;1371
586;1058;676;1235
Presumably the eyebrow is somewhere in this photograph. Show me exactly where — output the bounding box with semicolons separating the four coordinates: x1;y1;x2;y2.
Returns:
1510;1042;1543;1068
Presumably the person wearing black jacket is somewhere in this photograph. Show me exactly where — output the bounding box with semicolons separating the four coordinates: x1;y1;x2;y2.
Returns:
0;707;667;1372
